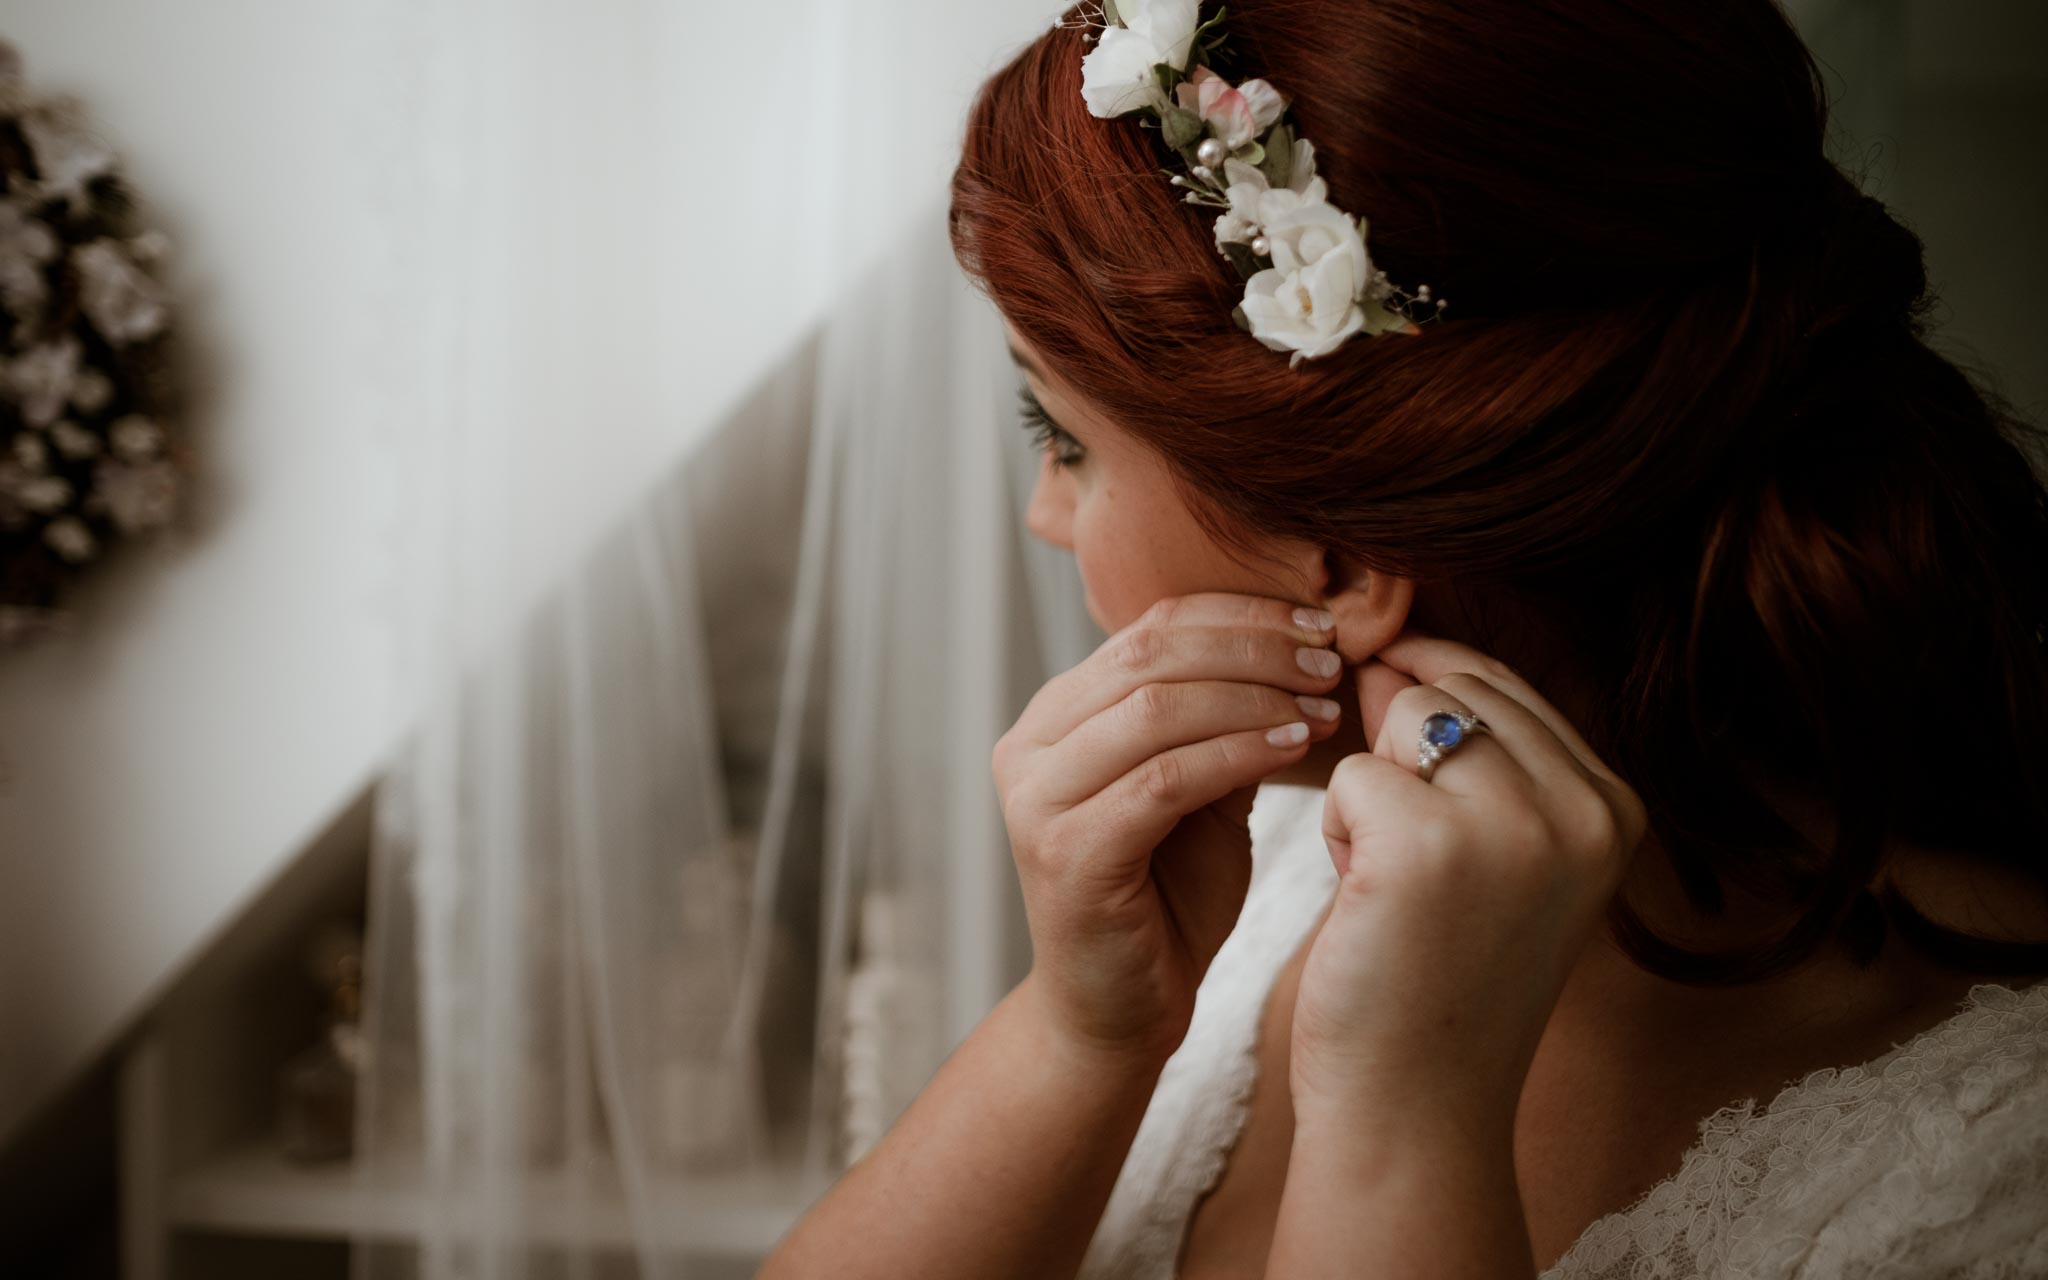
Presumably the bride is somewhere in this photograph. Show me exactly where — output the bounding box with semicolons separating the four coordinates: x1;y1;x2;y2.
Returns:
761;0;2048;1275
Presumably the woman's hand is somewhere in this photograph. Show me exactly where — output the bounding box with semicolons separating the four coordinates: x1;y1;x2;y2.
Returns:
996;592;1349;1067
1289;631;1648;1135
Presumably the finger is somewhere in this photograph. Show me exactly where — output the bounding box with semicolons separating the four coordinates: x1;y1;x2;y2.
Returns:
1021;613;1343;745
1371;682;1520;797
1077;722;1320;878
1375;631;1615;783
1136;590;1337;644
1437;672;1648;853
1354;657;1420;753
1419;672;1594;797
1039;679;1343;807
1321;750;1444;880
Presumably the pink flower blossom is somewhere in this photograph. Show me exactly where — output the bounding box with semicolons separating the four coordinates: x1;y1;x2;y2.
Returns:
1173;64;1287;150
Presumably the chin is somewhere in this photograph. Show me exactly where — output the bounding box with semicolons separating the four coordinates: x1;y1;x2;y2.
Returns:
1081;588;1109;634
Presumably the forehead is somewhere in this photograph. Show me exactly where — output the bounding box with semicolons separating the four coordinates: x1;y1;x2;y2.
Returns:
1001;319;1092;419
1000;317;1042;375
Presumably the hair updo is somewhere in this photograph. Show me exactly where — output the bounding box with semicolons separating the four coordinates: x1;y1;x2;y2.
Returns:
952;0;2048;982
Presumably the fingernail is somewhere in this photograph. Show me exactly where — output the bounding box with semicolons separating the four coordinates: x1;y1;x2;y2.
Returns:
1292;607;1336;634
1266;721;1310;747
1294;695;1340;721
1296;647;1341;679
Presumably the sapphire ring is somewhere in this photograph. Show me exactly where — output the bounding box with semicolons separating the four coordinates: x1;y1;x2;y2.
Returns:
1416;709;1490;782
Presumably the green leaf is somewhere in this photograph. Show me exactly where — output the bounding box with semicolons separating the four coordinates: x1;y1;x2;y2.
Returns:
1151;62;1184;100
1231;303;1252;333
1160;106;1204;150
1191;5;1227;40
1221;241;1262;279
1103;0;1120;26
1232;140;1264;166
1259;121;1293;188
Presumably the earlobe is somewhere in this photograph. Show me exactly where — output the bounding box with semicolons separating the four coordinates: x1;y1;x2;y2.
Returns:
1321;551;1413;664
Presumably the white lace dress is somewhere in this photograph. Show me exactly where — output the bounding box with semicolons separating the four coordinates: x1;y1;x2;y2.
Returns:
1075;781;2048;1280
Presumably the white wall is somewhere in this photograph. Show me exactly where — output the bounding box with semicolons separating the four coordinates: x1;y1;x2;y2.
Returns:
0;5;413;1141
0;0;1056;1147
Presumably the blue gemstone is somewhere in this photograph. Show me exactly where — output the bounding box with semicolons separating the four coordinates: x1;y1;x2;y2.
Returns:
1422;712;1464;748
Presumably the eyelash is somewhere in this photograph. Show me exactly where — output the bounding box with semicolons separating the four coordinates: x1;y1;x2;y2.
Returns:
1017;386;1085;469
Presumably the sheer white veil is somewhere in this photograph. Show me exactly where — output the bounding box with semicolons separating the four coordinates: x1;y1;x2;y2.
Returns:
352;2;1101;1274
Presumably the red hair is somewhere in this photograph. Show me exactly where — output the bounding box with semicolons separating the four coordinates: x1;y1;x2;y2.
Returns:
951;0;2048;982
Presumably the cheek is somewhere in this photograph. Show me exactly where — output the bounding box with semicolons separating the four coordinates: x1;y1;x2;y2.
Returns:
1070;482;1235;633
1070;506;1141;630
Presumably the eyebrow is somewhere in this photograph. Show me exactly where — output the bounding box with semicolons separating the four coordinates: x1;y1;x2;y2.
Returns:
1006;342;1045;379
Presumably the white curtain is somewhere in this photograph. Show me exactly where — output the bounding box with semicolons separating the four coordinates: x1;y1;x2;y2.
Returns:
349;2;1101;1276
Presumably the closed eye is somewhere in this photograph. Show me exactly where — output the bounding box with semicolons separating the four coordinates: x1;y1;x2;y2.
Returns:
1017;385;1085;469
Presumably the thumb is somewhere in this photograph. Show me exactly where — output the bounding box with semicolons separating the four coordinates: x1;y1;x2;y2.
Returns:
1149;783;1259;974
1354;657;1419;753
1319;750;1411;880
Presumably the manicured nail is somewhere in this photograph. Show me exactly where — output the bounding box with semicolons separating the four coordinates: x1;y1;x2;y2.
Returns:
1266;721;1310;747
1293;607;1336;634
1296;647;1341;678
1295;695;1340;721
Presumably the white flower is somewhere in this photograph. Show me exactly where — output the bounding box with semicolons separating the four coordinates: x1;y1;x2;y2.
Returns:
13;433;48;472
128;229;172;265
43;515;96;563
70;369;114;415
1080;0;1202;118
74;239;168;346
19;102;117;211
90;459;179;535
1263;198;1365;279
1173;65;1286;150
0;198;58;313
51;418;102;461
6;336;81;427
1238;202;1406;366
110;415;162;461
16;472;73;513
1213;142;1325;253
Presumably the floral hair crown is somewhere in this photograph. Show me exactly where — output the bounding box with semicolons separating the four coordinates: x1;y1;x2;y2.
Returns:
1063;0;1446;367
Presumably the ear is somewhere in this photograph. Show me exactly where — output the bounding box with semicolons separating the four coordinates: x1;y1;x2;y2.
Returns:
1317;550;1412;664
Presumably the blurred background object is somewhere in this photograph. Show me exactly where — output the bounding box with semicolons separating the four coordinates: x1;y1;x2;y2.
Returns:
0;38;187;648
0;1;2038;1277
277;922;363;1165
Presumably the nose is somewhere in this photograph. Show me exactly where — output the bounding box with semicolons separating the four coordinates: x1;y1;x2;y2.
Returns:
1023;456;1074;550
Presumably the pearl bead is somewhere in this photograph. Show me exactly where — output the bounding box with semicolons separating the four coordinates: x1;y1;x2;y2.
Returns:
1416;284;1432;302
1250;236;1270;256
1195;137;1228;168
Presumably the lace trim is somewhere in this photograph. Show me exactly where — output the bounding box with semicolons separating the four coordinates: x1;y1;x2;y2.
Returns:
1545;978;2048;1279
1076;782;1334;1280
1160;791;1332;1252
